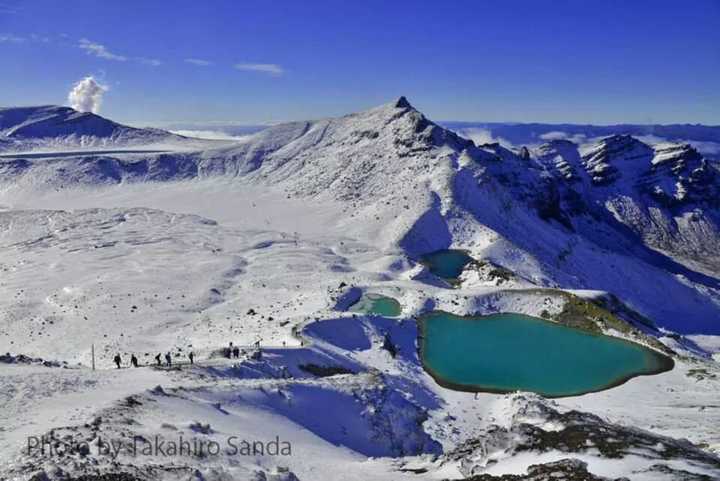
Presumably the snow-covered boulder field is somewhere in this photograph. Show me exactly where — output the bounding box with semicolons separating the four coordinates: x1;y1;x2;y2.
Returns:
0;98;719;480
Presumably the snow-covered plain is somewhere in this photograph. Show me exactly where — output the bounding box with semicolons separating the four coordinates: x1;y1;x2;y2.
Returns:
0;99;719;480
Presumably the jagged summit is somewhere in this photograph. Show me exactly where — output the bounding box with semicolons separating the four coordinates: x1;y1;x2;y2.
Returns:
642;143;718;205
581;134;654;185
394;96;413;109
535;139;583;181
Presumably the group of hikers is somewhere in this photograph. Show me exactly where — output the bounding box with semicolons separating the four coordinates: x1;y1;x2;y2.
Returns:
111;339;266;369
224;340;261;359
112;351;194;369
226;343;242;358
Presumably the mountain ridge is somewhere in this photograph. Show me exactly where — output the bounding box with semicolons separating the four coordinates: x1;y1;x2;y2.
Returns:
1;98;719;338
0;105;186;152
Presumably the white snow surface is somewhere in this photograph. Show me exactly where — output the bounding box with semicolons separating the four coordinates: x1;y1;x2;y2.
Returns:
0;98;718;480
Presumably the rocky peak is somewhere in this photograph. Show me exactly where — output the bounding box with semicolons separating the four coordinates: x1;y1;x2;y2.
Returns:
581;134;653;185
518;146;531;161
651;143;703;173
536;140;582;182
363;97;475;153
640;143;718;206
394;96;413;109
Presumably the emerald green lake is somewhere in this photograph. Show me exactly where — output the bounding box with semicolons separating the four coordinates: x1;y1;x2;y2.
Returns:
349;293;402;317
421;249;472;281
420;312;673;397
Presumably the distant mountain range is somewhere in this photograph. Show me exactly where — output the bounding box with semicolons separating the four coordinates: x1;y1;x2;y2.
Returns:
442;121;720;162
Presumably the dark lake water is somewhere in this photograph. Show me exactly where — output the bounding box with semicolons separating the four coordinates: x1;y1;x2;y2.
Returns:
421;249;473;281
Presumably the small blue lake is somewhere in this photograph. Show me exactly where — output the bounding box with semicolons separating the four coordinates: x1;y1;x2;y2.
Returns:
349;293;402;317
421;249;473;281
420;312;673;397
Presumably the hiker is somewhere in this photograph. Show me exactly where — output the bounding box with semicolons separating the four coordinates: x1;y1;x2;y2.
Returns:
155;353;161;366
113;353;121;369
188;351;194;365
233;346;240;358
164;352;172;367
226;341;233;358
130;354;139;368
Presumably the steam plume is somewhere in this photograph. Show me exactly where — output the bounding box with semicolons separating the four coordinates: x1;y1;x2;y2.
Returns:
67;76;108;113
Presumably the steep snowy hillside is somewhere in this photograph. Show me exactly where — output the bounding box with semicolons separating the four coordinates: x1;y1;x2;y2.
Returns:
0;105;190;152
534;135;720;276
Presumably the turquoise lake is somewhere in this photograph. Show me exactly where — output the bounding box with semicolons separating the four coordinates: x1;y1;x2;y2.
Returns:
420;312;673;397
349;293;402;317
421;249;473;281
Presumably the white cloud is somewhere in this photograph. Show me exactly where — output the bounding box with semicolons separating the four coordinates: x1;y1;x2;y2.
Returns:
136;57;162;66
0;2;19;14
0;33;24;43
79;38;127;61
67;76;108;114
234;63;284;76
457;128;514;148
170;129;249;141
539;131;570;141
185;58;213;66
29;33;49;43
78;39;166;66
539;131;588;145
0;32;54;44
634;134;669;146
687;140;720;156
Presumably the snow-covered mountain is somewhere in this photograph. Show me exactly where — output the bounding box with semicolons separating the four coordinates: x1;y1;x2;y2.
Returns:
0;105;187;152
444;120;720;162
1;98;719;480
1;98;719;335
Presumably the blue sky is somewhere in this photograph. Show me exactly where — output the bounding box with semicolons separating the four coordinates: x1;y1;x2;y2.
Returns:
1;0;719;125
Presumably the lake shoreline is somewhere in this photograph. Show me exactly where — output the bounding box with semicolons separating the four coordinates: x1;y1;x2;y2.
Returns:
416;311;675;398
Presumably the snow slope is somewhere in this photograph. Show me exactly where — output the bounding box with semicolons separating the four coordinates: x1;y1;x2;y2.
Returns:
0;105;214;154
0;98;719;480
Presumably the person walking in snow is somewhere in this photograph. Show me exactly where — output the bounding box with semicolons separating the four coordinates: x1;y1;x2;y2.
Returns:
164;352;172;367
233;346;240;358
155;353;161;366
113;353;121;369
130;354;138;367
188;351;194;365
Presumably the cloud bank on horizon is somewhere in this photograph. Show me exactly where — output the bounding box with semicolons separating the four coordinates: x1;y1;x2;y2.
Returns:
67;76;107;114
